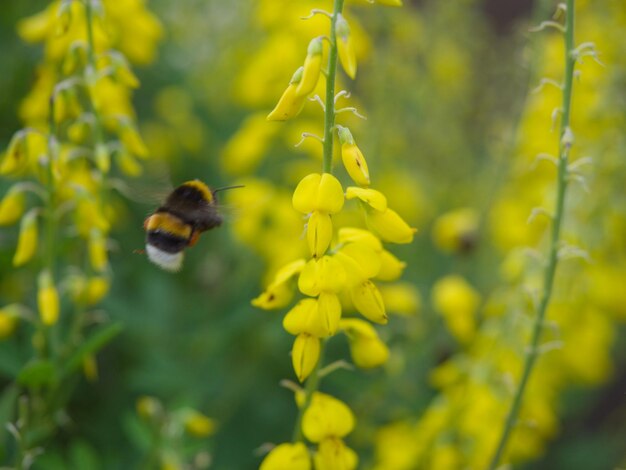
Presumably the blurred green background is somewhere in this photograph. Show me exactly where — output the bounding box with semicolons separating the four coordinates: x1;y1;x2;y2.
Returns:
1;0;625;469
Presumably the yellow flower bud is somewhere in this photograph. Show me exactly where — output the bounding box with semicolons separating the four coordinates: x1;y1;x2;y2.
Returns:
292;333;320;382
38;270;60;326
307;211;333;258
94;143;110;174
82;354;98;382
252;259;306;310
298;256;346;296
120;123;149;158
376;249;406;281
345;187;387;211
379;282;421;316
366;207;416;244
293;173;344;214
85;276;110;305
338;127;369;186
432;275;481;344
0;186;26;226
336;15;357;80
314;438;358;470
0;304;21;339
283;294;341;338
267;67;306;121
351;280;387;324
89;229;108;272
183;410;217;437
337;227;383;251
137;396;163;420
260;442;311;470
117;149;143;177
13;209;38;267
340;318;389;368
296;37;323;97
432;207;479;253
302;393;355;442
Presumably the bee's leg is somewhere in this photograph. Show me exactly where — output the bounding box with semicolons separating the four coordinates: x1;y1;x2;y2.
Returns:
187;231;201;247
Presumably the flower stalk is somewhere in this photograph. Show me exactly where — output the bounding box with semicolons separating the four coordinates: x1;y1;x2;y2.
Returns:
488;1;576;468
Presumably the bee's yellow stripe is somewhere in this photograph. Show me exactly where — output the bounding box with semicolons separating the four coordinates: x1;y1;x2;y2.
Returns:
182;180;213;203
146;212;192;239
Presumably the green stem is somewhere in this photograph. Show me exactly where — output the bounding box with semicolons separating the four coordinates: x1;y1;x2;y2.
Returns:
322;0;345;174
487;1;575;469
292;341;326;442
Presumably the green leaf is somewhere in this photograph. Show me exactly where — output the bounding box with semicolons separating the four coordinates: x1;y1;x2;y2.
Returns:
17;359;57;388
60;322;123;378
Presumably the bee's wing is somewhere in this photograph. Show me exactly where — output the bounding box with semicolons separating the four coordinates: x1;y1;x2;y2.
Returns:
110;161;174;206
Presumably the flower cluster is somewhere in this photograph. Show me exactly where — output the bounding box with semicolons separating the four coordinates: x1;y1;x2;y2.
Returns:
0;0;161;463
249;1;415;468
374;1;626;468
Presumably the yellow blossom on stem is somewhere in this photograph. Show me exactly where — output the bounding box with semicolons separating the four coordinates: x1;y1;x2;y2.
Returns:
182;409;217;437
88;229;108;271
302;392;355;442
340;318;389;368
307;211;333;258
0;304;21;339
432;207;479;254
296;37;324;98
0;186;26;226
336;15;357;80
37;270;60;326
338;127;369;186
13;209;39;267
432;275;481;344
376;249;406;281
293;173;345;215
366;207;416;244
345;186;386;211
351;279;387;324
298;256;346;296
292;333;321;382
267;67;306;121
260;442;311;470
252;259;306;309
283;295;342;338
314;437;359;470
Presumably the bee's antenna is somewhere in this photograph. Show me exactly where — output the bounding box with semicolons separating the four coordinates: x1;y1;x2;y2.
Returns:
213;185;245;194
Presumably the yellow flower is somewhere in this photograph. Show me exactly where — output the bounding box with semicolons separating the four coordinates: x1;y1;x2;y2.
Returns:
293;173;344;215
292;333;321;382
267;67;307;121
182;409;217;437
298;256;346;296
88;229;108;272
296;37;323;97
431;275;481;344
38;270;60;326
337;227;383;251
136;396;162;420
252;259;306;309
260;442;311;470
335;241;382;286
283;295;341;338
432;207;479;254
340;318;389;368
302;392;355;442
13;209;38;267
366;207;416;244
314;437;358;470
351;280;387;324
345;186;387;211
338;127;369;186
307;211;333;258
0;186;26;226
376;250;406;281
336;15;357;80
379;283;421;316
0;304;21;339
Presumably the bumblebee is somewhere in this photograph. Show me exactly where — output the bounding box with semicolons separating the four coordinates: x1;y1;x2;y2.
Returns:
143;180;229;272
